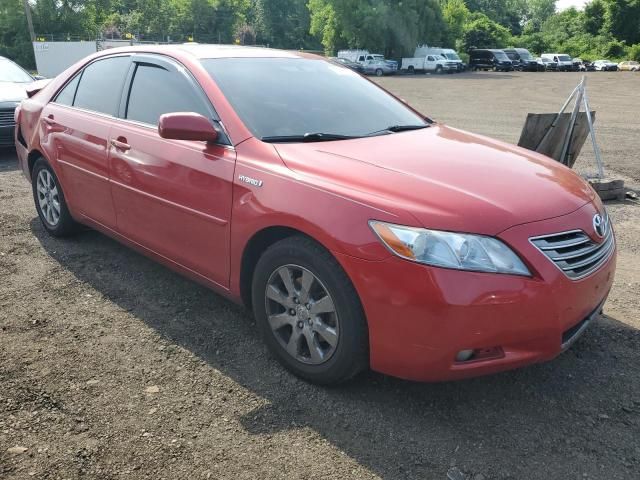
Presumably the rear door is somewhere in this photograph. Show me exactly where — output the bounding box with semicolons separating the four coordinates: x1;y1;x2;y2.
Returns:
108;54;235;287
42;55;131;228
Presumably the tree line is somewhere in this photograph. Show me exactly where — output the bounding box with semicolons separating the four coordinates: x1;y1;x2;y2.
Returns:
1;0;639;70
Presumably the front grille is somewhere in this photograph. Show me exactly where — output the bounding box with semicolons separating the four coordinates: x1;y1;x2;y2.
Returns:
0;108;16;127
530;217;614;280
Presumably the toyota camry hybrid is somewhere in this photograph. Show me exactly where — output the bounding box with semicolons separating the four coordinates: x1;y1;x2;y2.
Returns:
14;45;616;384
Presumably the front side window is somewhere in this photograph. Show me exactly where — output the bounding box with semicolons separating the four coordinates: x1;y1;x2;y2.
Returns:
73;56;130;115
125;64;209;126
494;52;509;61
202;57;426;140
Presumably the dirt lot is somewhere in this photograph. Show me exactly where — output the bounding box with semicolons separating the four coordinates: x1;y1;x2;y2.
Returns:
1;71;639;480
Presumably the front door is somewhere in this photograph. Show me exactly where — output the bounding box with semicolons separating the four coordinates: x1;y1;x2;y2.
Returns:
108;55;235;287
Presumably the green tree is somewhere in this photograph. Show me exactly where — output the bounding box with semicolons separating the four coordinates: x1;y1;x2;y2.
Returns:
460;12;511;51
441;0;469;48
603;0;640;45
584;0;606;35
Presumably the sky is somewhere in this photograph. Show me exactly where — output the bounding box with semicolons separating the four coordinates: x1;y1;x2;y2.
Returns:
556;0;589;10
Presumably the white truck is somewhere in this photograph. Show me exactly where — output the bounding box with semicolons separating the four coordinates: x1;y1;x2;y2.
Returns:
414;46;465;72
337;49;398;76
401;53;458;74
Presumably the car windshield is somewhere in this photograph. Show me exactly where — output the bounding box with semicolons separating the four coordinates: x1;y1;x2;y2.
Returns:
494;51;509;61
0;58;33;83
202;57;427;140
557;55;571;61
444;53;460;61
518;51;533;60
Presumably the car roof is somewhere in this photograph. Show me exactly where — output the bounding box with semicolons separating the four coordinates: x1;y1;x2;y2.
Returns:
95;44;305;60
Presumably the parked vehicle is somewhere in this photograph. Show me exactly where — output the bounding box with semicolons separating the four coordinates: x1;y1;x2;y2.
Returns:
593;59;619;71
15;45;617;384
337;49;398;75
537;57;558;71
401;54;457;74
542;54;574;71
469;49;514;71
618;60;639;71
414;46;466;71
503;48;540;72
0;57;40;147
575;59;596;72
329;57;364;74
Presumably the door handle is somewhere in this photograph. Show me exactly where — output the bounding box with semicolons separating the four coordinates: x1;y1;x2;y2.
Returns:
43;115;56;125
110;138;131;152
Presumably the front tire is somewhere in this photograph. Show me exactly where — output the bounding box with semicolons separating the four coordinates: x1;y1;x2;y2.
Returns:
252;236;368;384
32;158;79;237
375;68;383;77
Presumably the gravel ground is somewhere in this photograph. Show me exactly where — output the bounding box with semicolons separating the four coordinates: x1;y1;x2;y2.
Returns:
1;71;639;480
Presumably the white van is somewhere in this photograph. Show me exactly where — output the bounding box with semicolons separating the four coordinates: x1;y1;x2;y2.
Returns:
414;46;465;71
541;53;574;71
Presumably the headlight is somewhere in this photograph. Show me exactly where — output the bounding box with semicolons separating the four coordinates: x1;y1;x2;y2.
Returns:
369;221;531;276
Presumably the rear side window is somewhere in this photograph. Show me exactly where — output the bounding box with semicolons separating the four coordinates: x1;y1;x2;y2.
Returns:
125;64;209;126
54;74;80;106
73;56;130;115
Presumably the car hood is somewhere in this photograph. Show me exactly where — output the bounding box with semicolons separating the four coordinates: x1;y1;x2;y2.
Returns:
0;81;29;103
273;125;595;235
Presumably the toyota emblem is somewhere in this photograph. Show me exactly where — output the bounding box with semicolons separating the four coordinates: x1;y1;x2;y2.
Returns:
593;214;606;238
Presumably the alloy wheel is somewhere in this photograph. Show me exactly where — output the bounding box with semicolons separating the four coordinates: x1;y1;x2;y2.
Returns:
36;169;61;227
264;264;339;365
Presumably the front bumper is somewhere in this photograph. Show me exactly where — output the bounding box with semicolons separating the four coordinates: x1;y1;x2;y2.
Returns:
336;202;616;382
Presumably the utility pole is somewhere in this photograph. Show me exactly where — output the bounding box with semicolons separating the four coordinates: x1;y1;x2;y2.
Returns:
22;0;35;42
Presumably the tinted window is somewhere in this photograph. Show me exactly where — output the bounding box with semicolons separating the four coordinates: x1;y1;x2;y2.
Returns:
54;74;80;106
202;58;426;139
73;56;130;115
125;64;210;126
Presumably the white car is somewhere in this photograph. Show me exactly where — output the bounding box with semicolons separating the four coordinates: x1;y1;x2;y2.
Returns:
593;60;619;71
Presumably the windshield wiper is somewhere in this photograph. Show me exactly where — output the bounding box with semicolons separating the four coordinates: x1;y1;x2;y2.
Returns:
367;124;430;136
261;132;360;143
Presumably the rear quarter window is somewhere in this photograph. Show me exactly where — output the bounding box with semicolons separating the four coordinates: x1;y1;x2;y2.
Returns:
54;74;81;106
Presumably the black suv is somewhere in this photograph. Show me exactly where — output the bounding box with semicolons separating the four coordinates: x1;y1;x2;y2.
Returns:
469;49;514;72
503;48;540;72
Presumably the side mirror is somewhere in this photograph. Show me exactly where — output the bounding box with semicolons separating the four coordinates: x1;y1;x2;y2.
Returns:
158;112;219;142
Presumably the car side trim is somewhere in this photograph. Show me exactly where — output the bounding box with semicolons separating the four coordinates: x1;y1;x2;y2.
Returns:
110;179;229;226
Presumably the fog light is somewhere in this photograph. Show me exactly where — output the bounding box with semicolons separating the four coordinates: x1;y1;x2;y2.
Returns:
455;350;474;362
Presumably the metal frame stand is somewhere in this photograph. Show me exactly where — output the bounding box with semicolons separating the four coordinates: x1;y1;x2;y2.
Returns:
535;76;605;179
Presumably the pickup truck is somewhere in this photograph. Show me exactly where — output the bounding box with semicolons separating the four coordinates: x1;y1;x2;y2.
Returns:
401;54;458;74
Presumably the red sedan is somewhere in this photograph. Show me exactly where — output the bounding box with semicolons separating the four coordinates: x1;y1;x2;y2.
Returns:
14;45;616;384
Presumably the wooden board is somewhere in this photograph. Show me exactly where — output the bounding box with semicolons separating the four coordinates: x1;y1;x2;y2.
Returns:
588;178;626;201
518;111;596;168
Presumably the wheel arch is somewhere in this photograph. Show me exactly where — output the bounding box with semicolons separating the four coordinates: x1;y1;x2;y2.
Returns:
27;148;46;179
239;225;339;309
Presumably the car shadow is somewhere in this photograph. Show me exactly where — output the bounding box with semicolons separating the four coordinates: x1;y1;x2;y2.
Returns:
31;219;640;479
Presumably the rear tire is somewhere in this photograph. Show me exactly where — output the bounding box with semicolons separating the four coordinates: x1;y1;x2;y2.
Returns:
31;158;79;237
375;68;383;77
251;236;369;385
435;65;443;74
408;66;415;74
